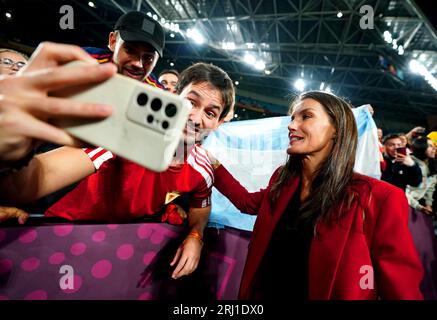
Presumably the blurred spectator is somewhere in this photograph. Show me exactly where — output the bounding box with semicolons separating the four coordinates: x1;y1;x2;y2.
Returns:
427;131;437;148
381;134;422;191
0;48;28;75
406;137;437;215
377;128;386;173
406;136;437;299
158;69;179;93
399;134;409;148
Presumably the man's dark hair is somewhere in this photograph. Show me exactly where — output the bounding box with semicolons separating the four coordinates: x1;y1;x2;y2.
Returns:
411;137;437;175
176;62;235;120
159;69;179;79
411;137;430;161
383;133;401;145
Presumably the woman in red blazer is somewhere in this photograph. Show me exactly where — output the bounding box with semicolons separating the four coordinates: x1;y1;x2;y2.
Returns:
212;91;423;300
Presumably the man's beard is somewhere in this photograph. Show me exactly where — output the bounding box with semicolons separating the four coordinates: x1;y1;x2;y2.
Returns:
119;65;145;81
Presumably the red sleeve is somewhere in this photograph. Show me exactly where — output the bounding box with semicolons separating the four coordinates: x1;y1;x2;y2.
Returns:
371;187;424;299
213;165;281;215
189;180;211;208
82;147;115;170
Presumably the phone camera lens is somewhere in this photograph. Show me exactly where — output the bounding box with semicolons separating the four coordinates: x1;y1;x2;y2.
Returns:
151;98;162;111
137;93;148;106
165;104;177;117
162;121;169;130
146;115;154;123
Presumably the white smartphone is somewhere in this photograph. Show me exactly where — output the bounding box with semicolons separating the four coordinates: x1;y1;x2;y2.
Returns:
55;62;191;172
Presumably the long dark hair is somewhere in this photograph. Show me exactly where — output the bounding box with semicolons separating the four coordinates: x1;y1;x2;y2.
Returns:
412;137;437;175
269;91;358;223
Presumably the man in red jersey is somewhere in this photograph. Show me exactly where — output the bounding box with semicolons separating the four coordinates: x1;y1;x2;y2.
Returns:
1;62;235;280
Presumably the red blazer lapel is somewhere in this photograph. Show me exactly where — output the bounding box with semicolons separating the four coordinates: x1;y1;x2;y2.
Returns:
308;200;359;299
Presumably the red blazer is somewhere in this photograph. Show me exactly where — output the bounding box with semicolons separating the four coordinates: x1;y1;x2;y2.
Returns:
214;165;424;300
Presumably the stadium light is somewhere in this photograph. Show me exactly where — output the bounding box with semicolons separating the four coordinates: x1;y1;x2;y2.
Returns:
254;60;266;71
294;78;305;92
243;53;256;65
222;42;236;50
186;28;204;44
410;59;437;91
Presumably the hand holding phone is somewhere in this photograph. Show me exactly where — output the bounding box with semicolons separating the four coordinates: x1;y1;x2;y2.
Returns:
54;61;191;172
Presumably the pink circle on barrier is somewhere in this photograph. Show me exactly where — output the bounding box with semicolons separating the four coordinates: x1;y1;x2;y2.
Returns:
107;224;118;230
21;257;40;272
138;292;152;300
24;290;47;300
0;259;13;274
70;242;87;256
0;230;6;243
91;260;112;279
117;244;134;260
150;231;164;244
92;231;106;242
143;251;157;265
62;275;83;294
0;295;9;300
19;229;37;244
49;252;66;265
53;225;74;237
137;224;152;239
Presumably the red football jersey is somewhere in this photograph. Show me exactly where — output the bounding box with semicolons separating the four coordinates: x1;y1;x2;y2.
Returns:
45;144;213;221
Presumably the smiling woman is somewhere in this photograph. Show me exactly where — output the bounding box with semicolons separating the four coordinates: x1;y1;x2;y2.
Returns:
211;90;424;300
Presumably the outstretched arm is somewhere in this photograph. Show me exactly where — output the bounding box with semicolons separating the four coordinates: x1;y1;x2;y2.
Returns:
170;205;210;279
212;159;268;215
0;146;94;206
0;42;115;165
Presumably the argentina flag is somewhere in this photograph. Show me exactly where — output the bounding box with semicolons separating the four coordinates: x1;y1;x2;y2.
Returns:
203;105;381;231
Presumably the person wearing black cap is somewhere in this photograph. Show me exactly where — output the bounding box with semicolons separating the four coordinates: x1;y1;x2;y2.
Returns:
11;11;167;220
85;11;165;88
1;62;236;285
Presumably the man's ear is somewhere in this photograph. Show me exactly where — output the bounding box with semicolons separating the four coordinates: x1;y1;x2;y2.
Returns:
108;32;117;52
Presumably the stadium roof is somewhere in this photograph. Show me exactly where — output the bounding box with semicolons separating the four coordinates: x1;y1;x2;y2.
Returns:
1;0;436;131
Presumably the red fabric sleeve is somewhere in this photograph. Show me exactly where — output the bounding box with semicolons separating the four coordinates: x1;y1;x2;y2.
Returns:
82;147;115;170
213;165;281;215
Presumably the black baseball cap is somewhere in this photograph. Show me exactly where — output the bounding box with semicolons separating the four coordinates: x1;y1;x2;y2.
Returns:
114;11;165;57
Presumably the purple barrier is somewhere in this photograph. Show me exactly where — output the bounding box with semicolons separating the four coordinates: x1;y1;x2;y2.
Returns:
408;208;437;300
0;223;251;300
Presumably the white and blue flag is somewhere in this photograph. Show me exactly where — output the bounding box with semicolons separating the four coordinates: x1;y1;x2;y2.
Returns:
203;105;380;231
